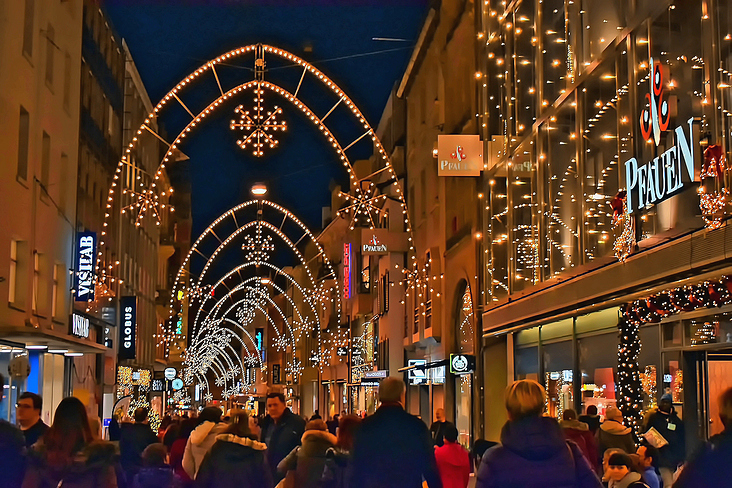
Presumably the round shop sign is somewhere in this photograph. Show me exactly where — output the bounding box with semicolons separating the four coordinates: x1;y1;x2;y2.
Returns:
164;367;177;380
8;356;30;379
171;378;184;391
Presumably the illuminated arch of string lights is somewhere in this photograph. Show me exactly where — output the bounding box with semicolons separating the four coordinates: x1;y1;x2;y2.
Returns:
96;44;422;397
167;200;343;396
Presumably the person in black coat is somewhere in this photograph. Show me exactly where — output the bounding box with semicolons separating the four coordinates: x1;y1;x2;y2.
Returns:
0;373;26;488
476;379;602;488
643;393;685;486
120;407;159;479
349;377;441;488
259;391;306;484
674;386;732;488
194;409;272;488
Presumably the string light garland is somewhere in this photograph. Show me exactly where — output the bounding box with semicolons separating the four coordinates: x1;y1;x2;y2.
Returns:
698;144;730;229
617;316;644;438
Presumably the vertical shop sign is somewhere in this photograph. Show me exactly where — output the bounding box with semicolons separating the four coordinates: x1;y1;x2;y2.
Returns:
343;243;352;300
119;296;137;360
75;231;96;301
272;364;281;384
255;327;264;363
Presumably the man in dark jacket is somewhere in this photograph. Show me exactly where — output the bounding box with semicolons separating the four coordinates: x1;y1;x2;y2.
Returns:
260;391;306;483
349;377;442;488
120;407;159;479
16;392;49;447
0;373;26;487
579;405;601;435
643;393;685;486
674;386;732;488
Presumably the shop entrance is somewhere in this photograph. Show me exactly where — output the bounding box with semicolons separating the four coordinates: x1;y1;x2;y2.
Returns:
691;350;732;440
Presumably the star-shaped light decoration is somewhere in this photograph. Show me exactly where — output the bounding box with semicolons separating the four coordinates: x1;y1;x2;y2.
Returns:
336;180;387;230
242;222;275;263
230;83;286;157
286;358;303;382
121;185;174;227
203;392;213;403
215;376;226;387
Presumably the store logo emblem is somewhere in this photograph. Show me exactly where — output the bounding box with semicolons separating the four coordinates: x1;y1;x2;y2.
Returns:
450;146;466;161
640;58;670;146
362;235;387;253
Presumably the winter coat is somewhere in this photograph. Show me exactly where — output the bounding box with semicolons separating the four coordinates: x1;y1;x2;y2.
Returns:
278;429;337;488
435;441;471;488
579;414;601;435
560;419;599;471
349;403;442;488
643;408;685;469
609;472;649;488
0;419;27;488
673;427;732;488
194;433;272;488
182;421;228;479
596;420;635;459
169;438;192;484
133;466;183;488
120;423;159;475
475;416;603;488
22;439;119;488
259;409;306;482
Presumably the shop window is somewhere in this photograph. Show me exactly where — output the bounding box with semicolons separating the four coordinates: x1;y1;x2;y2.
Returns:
638;324;661;411
509;138;538;291
683;313;732;347
457;284;474;354
662;350;684;408
663;321;683;348
543;340;574;418
542;96;580;276
578;332;618;417
486;175;509;301
580;56;621;261
515;346;539;381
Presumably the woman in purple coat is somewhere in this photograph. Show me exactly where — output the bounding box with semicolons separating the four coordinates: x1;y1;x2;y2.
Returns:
475;380;602;488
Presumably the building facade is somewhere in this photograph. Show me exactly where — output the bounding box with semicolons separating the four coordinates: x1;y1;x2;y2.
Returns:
0;0;91;424
477;0;732;450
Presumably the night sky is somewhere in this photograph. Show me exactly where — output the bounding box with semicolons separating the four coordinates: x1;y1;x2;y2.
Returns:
104;0;429;239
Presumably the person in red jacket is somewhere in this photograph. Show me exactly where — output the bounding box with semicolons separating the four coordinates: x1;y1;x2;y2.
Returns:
435;424;470;488
560;409;599;473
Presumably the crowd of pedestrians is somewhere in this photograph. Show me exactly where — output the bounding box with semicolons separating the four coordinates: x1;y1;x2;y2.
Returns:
1;371;731;487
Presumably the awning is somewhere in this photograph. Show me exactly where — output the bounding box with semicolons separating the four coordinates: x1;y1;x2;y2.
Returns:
0;325;108;354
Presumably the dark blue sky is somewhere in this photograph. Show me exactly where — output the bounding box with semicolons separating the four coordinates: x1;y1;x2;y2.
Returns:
104;0;429;237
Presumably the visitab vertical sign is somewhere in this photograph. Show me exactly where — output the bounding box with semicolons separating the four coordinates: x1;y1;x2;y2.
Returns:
119;296;137;360
74;231;96;302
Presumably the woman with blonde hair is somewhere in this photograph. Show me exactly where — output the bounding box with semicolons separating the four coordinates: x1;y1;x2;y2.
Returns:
475;379;602;488
194;409;271;488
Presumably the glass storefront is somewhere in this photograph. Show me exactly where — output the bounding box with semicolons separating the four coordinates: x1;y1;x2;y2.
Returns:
455;284;475;447
480;0;732;303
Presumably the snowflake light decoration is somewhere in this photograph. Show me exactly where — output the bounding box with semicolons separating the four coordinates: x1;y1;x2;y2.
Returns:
286;358;303;382
336;180;387;230
121;186;173;227
215;376;226;387
203;392;213;403
230;84;286;157
242;223;275;263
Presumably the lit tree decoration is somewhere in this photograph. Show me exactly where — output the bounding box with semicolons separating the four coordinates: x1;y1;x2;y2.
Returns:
242;223;275;263
337;180;388;230
121;185;174;227
230;85;286;157
617;314;644;438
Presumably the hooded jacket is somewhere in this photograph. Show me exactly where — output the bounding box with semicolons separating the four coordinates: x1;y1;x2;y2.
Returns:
22;440;119;488
278;429;337;488
194;433;272;488
182;421;228;479
435;441;471;488
475;416;602;488
597;420;635;459
560;419;599;471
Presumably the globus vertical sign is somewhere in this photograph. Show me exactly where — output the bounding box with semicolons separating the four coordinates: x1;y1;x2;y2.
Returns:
74;231;96;302
119;296;137;360
343;243;352;300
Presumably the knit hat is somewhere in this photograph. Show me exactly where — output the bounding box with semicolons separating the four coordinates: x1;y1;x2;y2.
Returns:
660;393;673;403
605;406;623;422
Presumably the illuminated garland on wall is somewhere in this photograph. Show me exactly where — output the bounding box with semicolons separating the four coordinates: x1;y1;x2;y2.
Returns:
617;317;644;438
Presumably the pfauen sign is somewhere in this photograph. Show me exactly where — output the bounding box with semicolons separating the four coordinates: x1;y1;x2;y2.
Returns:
437;135;483;176
625;58;698;213
75;232;96;301
119;296;137;360
362;234;387;254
